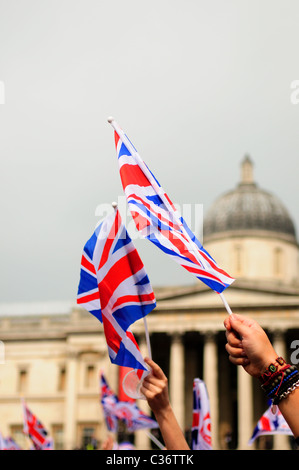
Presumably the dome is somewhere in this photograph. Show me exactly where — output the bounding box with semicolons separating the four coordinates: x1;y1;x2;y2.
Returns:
203;156;297;243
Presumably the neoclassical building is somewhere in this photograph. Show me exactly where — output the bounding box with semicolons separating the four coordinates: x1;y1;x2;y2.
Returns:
0;156;299;450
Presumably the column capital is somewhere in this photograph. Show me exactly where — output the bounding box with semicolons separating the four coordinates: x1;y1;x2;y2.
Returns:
203;330;217;341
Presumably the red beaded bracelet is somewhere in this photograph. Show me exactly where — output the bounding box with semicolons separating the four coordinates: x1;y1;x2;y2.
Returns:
259;357;287;384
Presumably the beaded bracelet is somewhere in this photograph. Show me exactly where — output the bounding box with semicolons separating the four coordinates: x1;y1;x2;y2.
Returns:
259;357;287;383
259;357;299;405
263;367;299;399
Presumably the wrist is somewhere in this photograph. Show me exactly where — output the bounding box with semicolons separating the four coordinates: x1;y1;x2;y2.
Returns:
152;402;172;420
259;356;287;383
259;356;299;407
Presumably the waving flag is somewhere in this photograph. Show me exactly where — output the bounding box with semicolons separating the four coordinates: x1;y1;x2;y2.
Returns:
4;436;22;450
22;401;49;450
248;406;292;445
191;378;212;450
115;401;159;432
0;432;7;450
100;372;158;432
109;118;234;294
100;372;120;432
77;208;156;371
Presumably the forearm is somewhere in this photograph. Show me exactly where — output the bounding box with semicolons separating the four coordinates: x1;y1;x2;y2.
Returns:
153;405;190;450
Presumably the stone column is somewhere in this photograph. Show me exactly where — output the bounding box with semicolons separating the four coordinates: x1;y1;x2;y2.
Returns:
272;329;290;450
169;333;185;431
64;349;79;450
237;367;253;449
203;331;219;449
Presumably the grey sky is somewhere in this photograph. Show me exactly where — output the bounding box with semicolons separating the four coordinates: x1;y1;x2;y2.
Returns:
0;0;298;303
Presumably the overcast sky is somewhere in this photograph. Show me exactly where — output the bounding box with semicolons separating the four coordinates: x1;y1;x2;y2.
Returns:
0;0;298;304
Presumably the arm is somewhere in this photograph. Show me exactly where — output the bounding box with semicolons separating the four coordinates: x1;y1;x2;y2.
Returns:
224;313;299;439
140;357;190;450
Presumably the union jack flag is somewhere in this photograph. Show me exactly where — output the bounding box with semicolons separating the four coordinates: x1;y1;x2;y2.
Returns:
22;401;49;450
0;432;8;450
77;208;156;371
100;372;120;432
115;401;159;432
109;119;234;294
100;371;158;432
4;436;22;450
191;378;212;450
248;406;292;445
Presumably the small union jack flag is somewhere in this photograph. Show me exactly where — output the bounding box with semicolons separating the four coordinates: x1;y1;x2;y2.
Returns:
100;371;158;432
191;378;212;450
109;118;234;294
22;401;49;450
115;401;159;432
248;405;292;444
100;372;120;432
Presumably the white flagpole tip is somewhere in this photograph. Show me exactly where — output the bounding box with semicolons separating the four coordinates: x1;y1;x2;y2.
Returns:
111;201;118;208
107;116;114;123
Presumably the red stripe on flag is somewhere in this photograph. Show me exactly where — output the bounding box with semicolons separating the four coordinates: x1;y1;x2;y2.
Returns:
98;249;144;310
126;329;140;348
103;316;122;354
77;291;100;304
260;416;272;431
114;131;120;148
81;254;96;275
120;163;151;189
182;264;225;284
131;211;151;231
98;210;121;271
199;249;234;279
112;293;156;310
192;412;200;428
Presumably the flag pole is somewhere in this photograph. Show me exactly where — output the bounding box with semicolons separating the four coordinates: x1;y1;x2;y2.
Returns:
144;430;165;450
108;117;233;316
111;201;153;357
143;317;152;360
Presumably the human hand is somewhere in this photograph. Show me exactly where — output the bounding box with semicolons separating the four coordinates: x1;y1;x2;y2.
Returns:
224;313;278;377
140;357;170;415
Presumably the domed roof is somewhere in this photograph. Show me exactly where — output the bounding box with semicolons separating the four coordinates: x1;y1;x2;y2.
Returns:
203;156;297;242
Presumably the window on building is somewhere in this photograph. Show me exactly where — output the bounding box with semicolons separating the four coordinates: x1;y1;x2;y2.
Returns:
85;364;95;388
18;368;28;393
274;247;283;277
10;425;28;450
52;424;64;450
58;366;66;392
80;425;97;450
234;244;243;275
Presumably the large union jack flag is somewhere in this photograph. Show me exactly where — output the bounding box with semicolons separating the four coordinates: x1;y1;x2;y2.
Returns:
77;208;156;371
191;378;212;450
248;405;292;445
22;401;49;450
109;119;234;294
